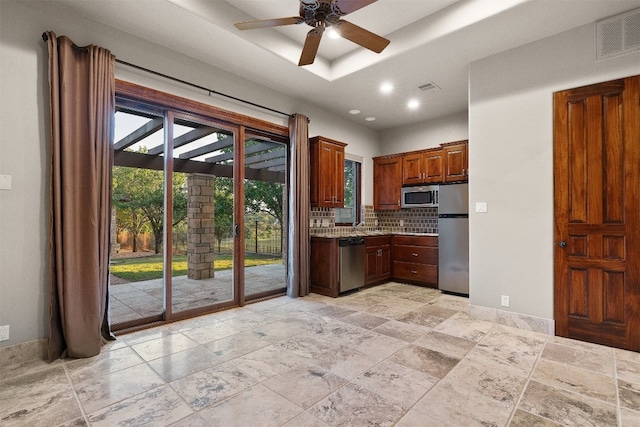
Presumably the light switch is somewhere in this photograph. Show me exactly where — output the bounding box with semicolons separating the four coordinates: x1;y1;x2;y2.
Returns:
0;175;11;190
475;202;488;213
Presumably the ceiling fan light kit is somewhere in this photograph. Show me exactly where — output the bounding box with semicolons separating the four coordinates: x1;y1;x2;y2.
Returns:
234;0;390;66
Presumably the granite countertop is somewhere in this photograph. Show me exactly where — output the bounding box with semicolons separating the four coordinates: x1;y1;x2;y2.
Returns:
311;231;438;238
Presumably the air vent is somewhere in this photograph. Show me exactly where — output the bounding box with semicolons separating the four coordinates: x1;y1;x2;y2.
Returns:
418;82;440;92
596;8;640;61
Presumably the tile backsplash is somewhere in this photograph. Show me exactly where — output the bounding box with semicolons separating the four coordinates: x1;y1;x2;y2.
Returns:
310;205;438;236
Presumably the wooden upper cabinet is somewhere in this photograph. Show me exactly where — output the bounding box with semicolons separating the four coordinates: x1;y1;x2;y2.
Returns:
442;140;468;183
373;155;402;210
424;149;444;182
402;153;423;185
402;149;443;185
310;136;346;208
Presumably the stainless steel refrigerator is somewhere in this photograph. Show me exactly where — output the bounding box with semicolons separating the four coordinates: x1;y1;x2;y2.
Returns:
438;183;469;295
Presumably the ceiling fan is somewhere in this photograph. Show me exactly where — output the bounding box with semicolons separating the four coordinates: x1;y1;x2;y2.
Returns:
234;0;390;66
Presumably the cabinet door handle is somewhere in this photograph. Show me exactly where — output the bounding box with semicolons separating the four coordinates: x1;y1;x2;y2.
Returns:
412;253;418;257
324;147;331;151
411;270;418;274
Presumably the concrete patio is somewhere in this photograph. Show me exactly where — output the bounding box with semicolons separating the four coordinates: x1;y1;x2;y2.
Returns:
109;263;286;325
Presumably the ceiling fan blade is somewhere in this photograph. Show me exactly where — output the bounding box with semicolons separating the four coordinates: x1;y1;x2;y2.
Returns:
235;16;303;30
333;20;389;53
299;27;324;66
333;0;377;15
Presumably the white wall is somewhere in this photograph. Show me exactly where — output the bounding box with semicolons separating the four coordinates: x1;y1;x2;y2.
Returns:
378;111;468;156
468;23;639;321
0;0;378;347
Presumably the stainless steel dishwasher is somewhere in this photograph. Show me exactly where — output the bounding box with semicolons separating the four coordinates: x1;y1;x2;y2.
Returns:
338;237;365;293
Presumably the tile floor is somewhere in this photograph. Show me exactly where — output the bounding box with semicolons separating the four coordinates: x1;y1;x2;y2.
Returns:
1;282;640;426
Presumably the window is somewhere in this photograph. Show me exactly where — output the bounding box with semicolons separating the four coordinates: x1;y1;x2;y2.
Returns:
335;158;361;225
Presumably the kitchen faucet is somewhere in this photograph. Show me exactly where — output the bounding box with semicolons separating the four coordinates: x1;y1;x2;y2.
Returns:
352;220;365;232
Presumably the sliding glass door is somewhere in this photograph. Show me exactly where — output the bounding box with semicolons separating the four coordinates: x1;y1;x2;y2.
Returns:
109;87;290;331
169;113;238;318
110;106;167;327
243;135;287;301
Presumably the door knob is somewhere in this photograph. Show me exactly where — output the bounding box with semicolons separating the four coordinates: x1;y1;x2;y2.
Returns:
558;241;567;248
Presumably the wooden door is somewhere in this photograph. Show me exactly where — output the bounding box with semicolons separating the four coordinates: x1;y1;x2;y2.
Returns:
554;75;640;351
373;156;402;210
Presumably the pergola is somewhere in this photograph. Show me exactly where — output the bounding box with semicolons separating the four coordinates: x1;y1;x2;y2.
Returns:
112;104;289;280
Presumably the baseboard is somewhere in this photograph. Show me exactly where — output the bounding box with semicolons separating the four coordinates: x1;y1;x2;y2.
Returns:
469;304;554;335
0;338;48;366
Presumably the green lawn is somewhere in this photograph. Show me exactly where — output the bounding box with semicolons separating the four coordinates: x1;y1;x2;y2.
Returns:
110;253;282;282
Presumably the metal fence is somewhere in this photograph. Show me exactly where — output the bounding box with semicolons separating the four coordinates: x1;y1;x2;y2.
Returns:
117;224;282;256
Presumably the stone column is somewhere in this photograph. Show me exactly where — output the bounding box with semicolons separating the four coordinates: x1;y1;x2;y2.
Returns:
187;173;215;279
110;206;120;256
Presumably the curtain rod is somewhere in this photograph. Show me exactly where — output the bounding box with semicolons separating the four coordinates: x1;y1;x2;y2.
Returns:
42;32;295;119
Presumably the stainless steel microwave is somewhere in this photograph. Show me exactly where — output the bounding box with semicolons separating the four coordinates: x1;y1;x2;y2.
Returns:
401;185;439;208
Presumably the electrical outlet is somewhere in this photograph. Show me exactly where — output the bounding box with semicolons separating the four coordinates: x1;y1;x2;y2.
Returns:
399;220;404;227
501;295;510;307
0;325;9;341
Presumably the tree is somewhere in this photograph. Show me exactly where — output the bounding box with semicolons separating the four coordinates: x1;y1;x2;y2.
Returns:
244;180;284;231
214;177;234;252
112;164;188;254
114;203;148;252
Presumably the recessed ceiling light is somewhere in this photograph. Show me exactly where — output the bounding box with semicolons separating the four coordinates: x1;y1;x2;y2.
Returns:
408;99;420;109
327;28;340;39
365;117;376;121
349;109;361;115
380;82;393;93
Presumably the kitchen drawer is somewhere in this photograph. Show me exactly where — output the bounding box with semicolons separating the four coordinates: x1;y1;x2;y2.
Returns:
394;245;437;264
393;235;438;247
365;235;392;247
393;261;437;285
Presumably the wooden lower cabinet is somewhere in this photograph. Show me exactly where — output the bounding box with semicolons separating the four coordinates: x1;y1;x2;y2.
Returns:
392;235;438;288
310;234;438;297
310;237;340;297
365;236;391;285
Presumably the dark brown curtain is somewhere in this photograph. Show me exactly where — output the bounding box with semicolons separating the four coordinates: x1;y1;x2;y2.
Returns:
287;114;310;297
45;31;115;361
